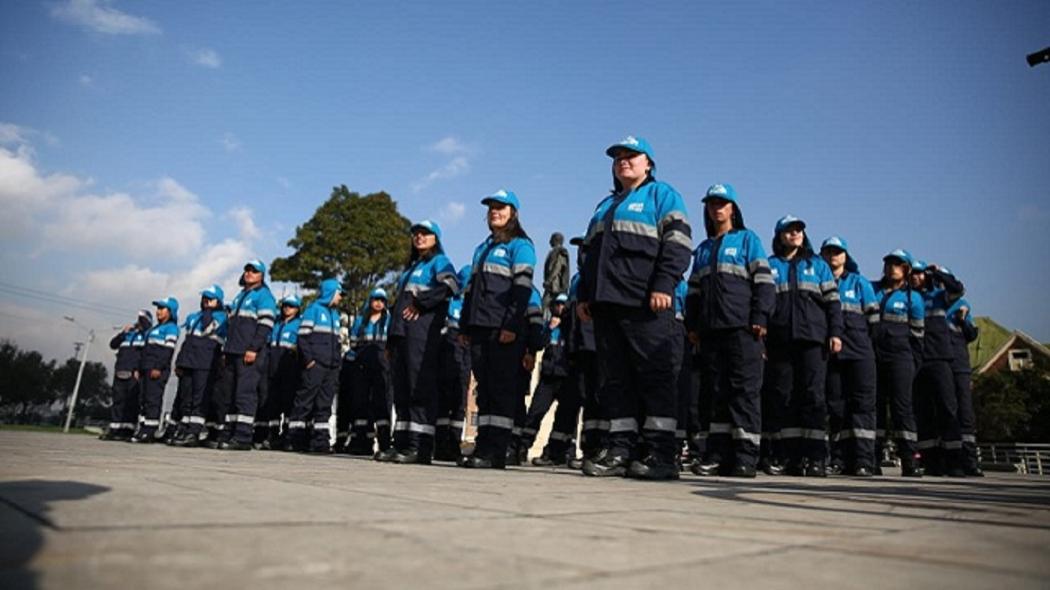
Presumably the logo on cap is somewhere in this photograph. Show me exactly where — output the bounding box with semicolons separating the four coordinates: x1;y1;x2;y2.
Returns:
709;184;727;196
492;189;508;198
623;136;640;146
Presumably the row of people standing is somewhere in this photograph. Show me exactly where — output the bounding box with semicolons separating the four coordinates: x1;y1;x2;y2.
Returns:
100;134;982;482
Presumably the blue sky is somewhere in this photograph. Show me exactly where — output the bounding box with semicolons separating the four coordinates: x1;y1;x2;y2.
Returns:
1;0;1048;365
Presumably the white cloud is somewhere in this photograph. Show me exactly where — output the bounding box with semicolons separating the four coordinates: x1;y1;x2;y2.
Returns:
188;47;222;69
220;132;241;152
429;136;469;155
437;201;466;225
227;206;261;241
412;156;470;193
0;123;32;146
79;74;94;86
51;0;161;36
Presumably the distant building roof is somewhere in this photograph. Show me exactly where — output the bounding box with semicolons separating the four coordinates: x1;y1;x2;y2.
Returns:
975;328;1050;375
969;317;1013;370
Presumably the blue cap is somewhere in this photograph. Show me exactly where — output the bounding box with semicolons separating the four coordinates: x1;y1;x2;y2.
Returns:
280;294;301;308
244;259;267;275
702;183;738;204
605;135;655;166
911;259;928;272
369;287;388;301
151;296;180;322
481;189;520;210
554;294;569;304
410;219;443;242
775;214;807;234
883;248;913;266
821;236;849;253
200;284;225;302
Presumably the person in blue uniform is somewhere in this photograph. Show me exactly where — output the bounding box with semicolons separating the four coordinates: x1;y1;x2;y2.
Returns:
435;266;473;462
672;279;694;469
521;295;578;466
687;184;776;478
577;136;693;481
131;297;180;443
287;279;343;453
100;309;152;441
763;215;843;477
344;288;392;456
169;285;227;447
259;295;301;450
566;236;602;469
942;268;982;476
459;190;537;469
873;249;925;476
378;220;459;464
507;287;544;465
913;262;966;476
820;237;879;476
214;259;278;450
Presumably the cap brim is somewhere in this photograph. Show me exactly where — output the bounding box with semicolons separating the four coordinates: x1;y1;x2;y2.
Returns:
151;300;169;308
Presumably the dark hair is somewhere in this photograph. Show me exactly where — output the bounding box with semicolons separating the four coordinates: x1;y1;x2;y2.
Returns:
489;209;530;244
772;229;815;259
404;233;440;267
703;201;746;238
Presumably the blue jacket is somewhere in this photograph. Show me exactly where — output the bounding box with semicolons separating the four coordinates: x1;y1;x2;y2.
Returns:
298;282;342;368
539;308;569;378
768;255;843;345
176;309;227;370
686;228;775;333
110;328;148;373
461;236;536;333
268;316;301;379
141;320;179;372
525;287;545;353
673;280;688;321
225;284;278;355
391;253;458;339
920;287;954;361
873;281;925;364
834;271;879;361
947;296;978;373
579;179;692;306
350;311;391;369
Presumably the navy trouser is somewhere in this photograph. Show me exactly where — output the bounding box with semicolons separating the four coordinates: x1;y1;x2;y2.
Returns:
138;370;170;437
545;374;581;459
109;375;139;435
335;358;355;444
221;350;268;444
592;304;680;464
826;357;877;470
875;358;918;462
915;360;962;467
258;351;300;441
470;327;527;462
765;342;828;464
288;363;338;450
699;328;764;470
954;371;978;470
391;324;443;456
521;375;561;449
436;333;469;456
175;367;214;437
574;352;605;459
674;326;695;454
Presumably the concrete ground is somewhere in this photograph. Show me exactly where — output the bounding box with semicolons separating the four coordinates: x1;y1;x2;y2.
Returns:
1;431;1048;589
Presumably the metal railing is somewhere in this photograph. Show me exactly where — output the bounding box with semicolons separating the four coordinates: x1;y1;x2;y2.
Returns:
979;443;1050;475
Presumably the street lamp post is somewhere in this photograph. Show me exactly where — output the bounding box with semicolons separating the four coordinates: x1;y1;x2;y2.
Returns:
63;316;95;433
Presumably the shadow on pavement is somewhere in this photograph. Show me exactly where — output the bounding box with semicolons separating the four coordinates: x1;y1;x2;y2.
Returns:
0;480;110;590
684;477;1050;530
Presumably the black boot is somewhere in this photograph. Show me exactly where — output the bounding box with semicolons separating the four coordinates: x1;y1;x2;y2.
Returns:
627;455;679;481
582;450;629;477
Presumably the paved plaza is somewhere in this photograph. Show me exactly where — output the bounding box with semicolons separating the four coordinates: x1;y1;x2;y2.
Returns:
1;430;1048;589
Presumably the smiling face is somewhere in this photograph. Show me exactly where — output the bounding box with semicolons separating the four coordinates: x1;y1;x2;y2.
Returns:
370;298;386;312
412;229;437;254
611;148;650;187
487;202;512;230
242;266;263;288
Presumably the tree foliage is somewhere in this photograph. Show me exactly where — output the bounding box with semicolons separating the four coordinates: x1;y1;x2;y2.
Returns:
51;357;112;421
973;368;1050;442
270;186;411;309
0;340;57;422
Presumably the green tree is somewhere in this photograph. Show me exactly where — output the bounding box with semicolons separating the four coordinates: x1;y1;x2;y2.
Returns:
270;186;411;309
0;340;57;423
973;368;1050;442
51;358;112;422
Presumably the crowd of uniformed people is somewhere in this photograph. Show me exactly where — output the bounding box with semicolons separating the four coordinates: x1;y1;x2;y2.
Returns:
99;136;983;481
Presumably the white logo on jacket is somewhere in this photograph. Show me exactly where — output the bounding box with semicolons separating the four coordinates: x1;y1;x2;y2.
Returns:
493;248;507;258
893;301;905;310
724;247;737;256
627;202;644;212
845;290;856;298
